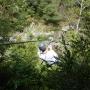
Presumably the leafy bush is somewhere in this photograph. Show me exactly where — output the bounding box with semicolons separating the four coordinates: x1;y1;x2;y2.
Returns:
42;30;90;90
0;43;45;90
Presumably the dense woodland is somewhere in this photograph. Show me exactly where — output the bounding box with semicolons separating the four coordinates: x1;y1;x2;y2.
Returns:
0;0;90;90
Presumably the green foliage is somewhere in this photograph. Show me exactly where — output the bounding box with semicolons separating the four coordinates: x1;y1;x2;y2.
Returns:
0;43;44;90
0;18;13;36
0;0;29;36
27;0;61;24
45;30;90;90
0;0;90;90
37;35;48;41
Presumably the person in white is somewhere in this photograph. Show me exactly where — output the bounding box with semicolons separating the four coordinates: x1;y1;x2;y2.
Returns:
38;43;58;65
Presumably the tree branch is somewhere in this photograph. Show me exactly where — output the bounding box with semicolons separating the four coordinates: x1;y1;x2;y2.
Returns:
0;40;43;45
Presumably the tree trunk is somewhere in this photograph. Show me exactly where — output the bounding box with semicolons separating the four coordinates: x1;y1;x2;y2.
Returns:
77;0;84;30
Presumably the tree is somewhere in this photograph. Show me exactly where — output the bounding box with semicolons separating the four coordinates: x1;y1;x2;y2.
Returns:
27;0;61;24
0;43;45;90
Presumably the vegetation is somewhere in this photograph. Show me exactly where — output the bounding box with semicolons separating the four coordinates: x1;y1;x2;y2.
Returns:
0;0;90;90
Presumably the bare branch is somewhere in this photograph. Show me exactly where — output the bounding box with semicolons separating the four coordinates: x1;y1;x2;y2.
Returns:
0;40;43;45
